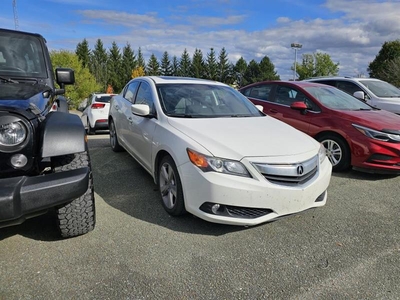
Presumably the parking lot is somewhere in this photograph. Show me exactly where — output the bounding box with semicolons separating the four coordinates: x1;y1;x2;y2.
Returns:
1;134;400;299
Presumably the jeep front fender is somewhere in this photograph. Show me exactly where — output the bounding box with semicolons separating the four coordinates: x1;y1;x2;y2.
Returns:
41;112;86;157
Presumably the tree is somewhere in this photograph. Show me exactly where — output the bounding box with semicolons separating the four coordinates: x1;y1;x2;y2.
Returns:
171;55;179;76
160;51;172;76
137;47;146;71
50;50;101;108
75;38;91;68
205;48;218;80
146;53;160;76
90;39;108;91
179;48;191;77
191;48;205;79
132;66;145;78
217;47;231;83
368;39;400;85
233;57;247;87
121;42;136;84
377;56;400;87
243;59;261;85
107;41;123;93
259;56;280;80
295;52;339;80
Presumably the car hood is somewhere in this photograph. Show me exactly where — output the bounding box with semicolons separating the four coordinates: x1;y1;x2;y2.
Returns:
167;116;319;160
0;82;52;115
338;109;400;132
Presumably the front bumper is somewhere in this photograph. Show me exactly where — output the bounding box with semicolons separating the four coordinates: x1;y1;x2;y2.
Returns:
0;167;89;227
179;158;332;226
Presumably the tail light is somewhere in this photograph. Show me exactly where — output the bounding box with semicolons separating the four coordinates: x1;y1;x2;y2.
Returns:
91;103;106;109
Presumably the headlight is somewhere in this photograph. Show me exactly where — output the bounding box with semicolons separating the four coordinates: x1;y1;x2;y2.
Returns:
318;143;326;165
187;148;251;177
0;121;27;146
353;124;400;143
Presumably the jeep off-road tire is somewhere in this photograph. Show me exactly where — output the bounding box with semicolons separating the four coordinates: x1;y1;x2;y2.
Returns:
52;151;96;238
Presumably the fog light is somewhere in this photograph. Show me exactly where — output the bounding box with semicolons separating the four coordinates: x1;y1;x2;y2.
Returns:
11;154;28;168
211;204;220;214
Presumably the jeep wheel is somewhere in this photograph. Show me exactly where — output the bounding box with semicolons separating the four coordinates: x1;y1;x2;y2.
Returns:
52;151;96;238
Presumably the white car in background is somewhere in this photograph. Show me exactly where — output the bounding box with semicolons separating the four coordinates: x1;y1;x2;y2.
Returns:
80;93;115;134
305;77;400;114
108;76;332;226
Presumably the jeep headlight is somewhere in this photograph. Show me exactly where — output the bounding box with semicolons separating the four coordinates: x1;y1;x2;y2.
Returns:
0;121;27;146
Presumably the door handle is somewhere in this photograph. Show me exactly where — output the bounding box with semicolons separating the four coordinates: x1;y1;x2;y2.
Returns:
269;109;278;114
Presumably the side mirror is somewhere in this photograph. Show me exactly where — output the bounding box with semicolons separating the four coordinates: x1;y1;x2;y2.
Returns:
255;105;264;112
290;101;307;110
55;68;75;92
353;91;366;101
131;104;155;118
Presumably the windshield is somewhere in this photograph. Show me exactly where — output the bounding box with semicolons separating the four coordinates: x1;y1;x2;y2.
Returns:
0;32;47;78
304;86;373;110
359;80;400;98
157;83;263;118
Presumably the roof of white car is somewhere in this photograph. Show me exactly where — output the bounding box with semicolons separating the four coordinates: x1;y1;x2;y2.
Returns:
145;76;227;86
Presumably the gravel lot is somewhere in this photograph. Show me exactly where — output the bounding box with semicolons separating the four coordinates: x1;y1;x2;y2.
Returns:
1;133;399;300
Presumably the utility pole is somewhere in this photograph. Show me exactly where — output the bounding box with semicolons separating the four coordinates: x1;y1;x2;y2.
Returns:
13;0;19;30
291;43;302;81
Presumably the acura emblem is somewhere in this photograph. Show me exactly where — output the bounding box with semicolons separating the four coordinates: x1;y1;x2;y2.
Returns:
297;165;304;175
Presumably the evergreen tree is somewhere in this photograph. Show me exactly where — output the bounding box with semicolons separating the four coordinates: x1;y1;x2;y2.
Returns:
191;48;205;79
243;59;260;85
218;47;230;83
121;42;136;83
171;56;179;76
75;38;91;68
233;57;247;87
179;48;191;77
137;47;146;70
107;41;123;93
259;56;280;80
205;48;218;80
146;53;160;76
90;39;108;91
160;51;173;76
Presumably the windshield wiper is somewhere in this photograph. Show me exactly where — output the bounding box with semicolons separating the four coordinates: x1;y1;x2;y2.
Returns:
0;76;19;83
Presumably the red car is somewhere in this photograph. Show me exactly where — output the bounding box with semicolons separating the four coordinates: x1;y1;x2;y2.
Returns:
239;81;400;173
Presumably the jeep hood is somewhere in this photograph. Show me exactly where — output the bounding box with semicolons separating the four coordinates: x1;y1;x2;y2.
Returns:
0;82;52;115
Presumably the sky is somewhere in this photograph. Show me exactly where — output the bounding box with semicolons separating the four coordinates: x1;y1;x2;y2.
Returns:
1;0;400;80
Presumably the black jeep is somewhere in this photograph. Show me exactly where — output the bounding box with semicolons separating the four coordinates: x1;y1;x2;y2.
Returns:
0;28;95;238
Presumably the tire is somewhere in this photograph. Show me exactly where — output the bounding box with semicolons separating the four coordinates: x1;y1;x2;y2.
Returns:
318;134;350;172
109;119;124;152
52;151;96;238
158;155;186;216
87;118;96;135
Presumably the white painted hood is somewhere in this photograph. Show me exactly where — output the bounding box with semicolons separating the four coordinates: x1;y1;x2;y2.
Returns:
167;116;319;160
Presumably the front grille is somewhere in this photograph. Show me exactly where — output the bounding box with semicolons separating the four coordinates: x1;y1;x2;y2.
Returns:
265;166;318;185
252;155;318;186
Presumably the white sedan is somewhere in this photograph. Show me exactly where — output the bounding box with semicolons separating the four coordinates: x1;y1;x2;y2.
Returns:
108;76;332;226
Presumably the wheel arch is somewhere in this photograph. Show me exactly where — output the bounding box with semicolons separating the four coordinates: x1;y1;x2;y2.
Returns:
41;112;86;157
314;130;351;152
153;150;173;185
